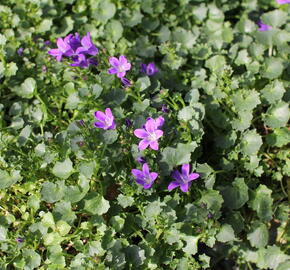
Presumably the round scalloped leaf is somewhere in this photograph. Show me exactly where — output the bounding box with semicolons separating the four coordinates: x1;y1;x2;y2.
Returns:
52;158;74;179
264;102;290;128
263;57;284;79
216;224;235;243
249;184;273;222
84;192;110;215
261;10;287;28
241;130;263;156
247;222;268;248
261;80;285;104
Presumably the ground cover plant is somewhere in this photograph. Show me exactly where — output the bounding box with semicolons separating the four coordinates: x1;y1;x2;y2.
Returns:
0;0;290;269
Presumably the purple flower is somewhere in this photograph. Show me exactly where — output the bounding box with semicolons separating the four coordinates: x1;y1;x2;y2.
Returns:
137;156;146;164
48;37;73;61
141;63;158;76
16;237;24;243
125;118;133;127
161;104;169;113
121;77;131;87
168;164;199;192
108;55;131;78
76;32;98;56
17;47;24;56
134;117;164;151
276;0;290;4
42;65;47;72
44;40;51;46
257;20;272;32
78;119;85;127
94;108;116;130
131;163;158;189
71;54;98;68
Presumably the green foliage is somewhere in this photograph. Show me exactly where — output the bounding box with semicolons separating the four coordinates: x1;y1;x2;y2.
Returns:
0;0;289;269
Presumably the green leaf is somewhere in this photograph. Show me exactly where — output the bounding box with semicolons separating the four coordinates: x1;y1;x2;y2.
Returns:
117;194;134;208
22;249;41;270
37;18;52;33
135;76;151;92
144;200;163;219
185;89;200;104
41;181;65;203
93;1;116;22
232;90;260;112
257;246;290;269
99;129;118;145
266;128;290;147
105;20;123;42
0;226;7;241
205;55;226;73
178;106;194;121
261;80;285;104
160;142;198;175
220;178;249;210
56;220;71;236
263;57;284;80
247;222;268;248
53;201;76;225
241;130;263;156
172;27;196;49
264;102;290;128
125;245;146;267
43;232;63;246
0;169;22;189
199;190;224;218
52;158;74;179
182;235;199;255
18;125;32;146
216;224;235;243
84;192;110;215
15;78;36;99
262;10;287;28
249;184;273;222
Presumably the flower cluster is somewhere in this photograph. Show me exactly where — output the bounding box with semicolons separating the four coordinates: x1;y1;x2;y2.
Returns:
50;32;197;193
48;32;98;68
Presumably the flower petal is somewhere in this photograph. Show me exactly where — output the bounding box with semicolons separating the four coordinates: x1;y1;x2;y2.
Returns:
117;71;126;78
154;130;163;139
108;67;118;74
94;121;106;129
48;48;61;56
108;121;116;130
138;139;150;150
168;181;180;191
181;164;190;178
171;170;182;181
155;116;164;128
134;129;148;139
109;57;119;67
119;55;128;64
131;169;143;179
105;108;113;118
95;111;106;121
123;63;131;71
143;183;153;189
150;172;158;181
188;173;199;181
142;163;150;176
180;183;189;192
145;118;156;133
149;141;159;150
